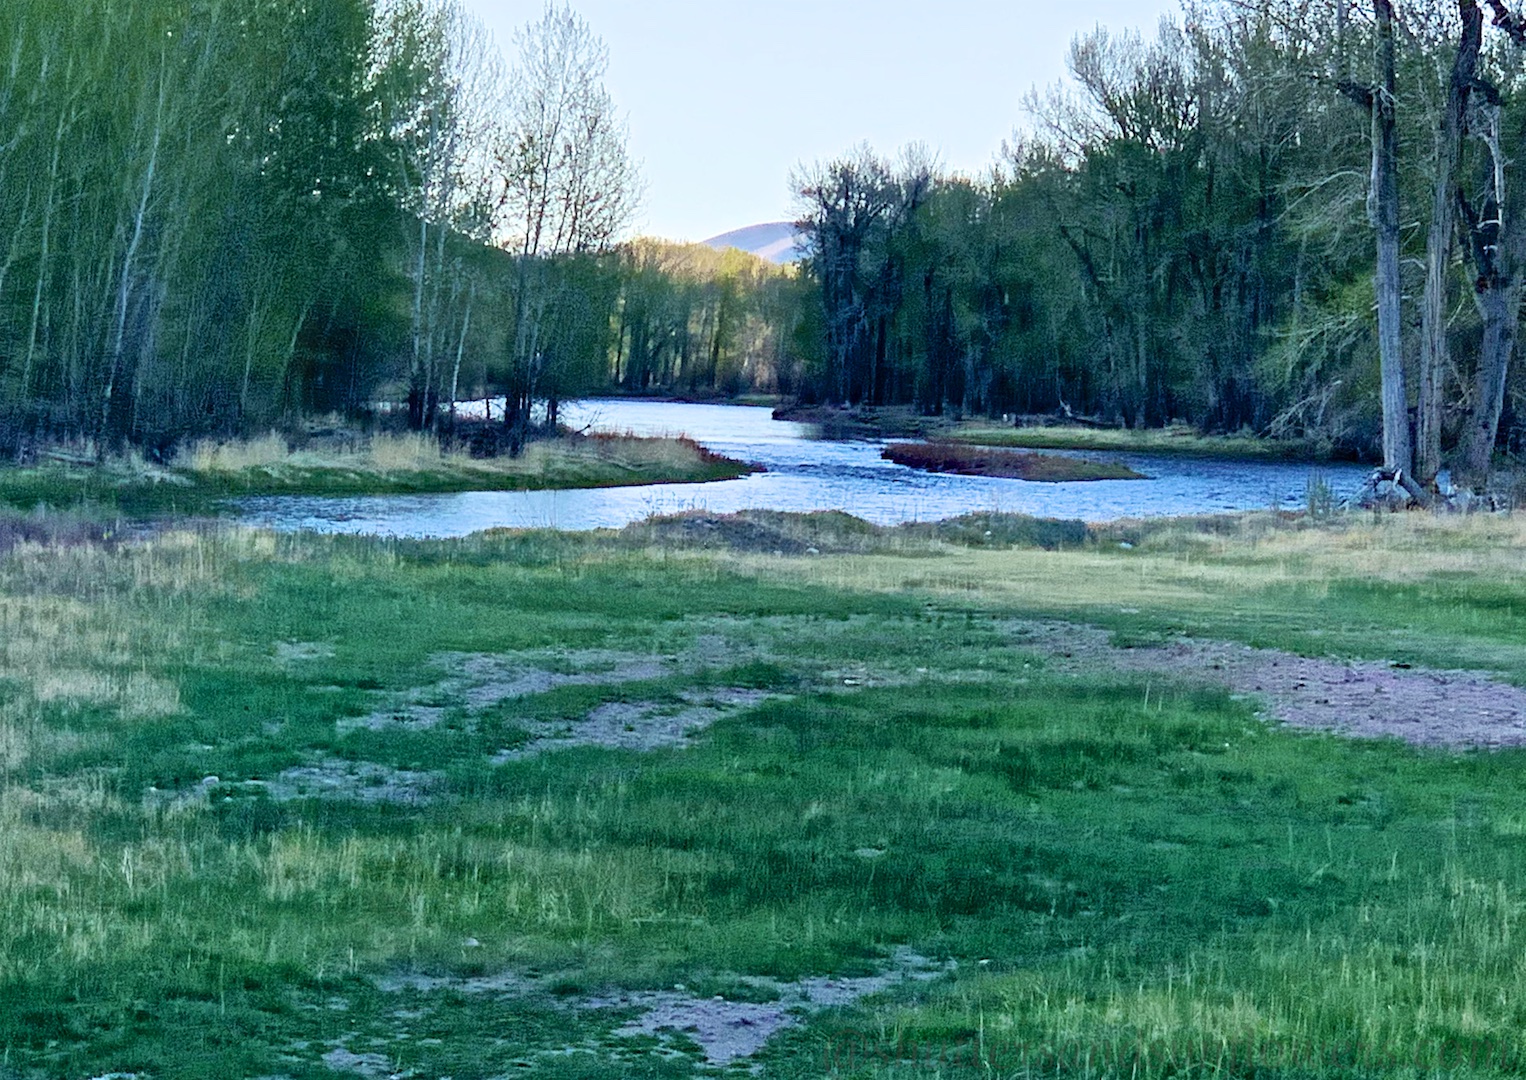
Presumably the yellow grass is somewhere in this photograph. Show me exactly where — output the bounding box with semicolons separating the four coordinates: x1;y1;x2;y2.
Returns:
179;432;461;474
736;513;1526;603
175;430;730;486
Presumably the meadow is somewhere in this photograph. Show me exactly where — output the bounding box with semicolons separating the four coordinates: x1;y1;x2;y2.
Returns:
1;509;1525;1077
0;432;751;517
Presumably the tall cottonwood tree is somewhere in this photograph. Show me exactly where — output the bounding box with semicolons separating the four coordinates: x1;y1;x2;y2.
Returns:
495;2;638;447
372;0;504;430
0;0;394;452
1335;0;1412;474
1417;0;1483;483
794;146;933;406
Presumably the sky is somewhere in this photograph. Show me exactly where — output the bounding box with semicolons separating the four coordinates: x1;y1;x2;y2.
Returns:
459;1;1182;243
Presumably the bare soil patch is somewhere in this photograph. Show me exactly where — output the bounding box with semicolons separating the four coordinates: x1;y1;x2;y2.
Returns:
370;948;949;1071
320;1048;396;1079
584;948;950;1067
274;647;782;804
340;649;668;733
492;688;775;762
1006;621;1526;749
274;641;335;666
265;761;440;805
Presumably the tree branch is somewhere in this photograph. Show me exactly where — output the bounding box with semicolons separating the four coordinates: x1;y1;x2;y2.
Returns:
1485;0;1526;43
1336;78;1375;110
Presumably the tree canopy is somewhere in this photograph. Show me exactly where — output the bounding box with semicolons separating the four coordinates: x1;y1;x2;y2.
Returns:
4;0;1526;483
788;1;1526;480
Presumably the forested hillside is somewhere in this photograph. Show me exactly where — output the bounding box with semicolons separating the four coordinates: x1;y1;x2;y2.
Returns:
791;1;1526;479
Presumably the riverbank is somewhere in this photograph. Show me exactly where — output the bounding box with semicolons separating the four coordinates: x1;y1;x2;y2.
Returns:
0;431;755;517
3;508;1525;1076
883;440;1145;482
947;421;1338;460
773;402;1340;460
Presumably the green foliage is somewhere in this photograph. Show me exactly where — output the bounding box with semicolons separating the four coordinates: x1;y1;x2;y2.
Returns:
0;0;642;456
611;239;800;397
786;4;1526;462
0;0;400;452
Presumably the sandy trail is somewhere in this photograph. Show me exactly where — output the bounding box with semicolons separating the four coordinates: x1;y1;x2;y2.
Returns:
1006;621;1526;749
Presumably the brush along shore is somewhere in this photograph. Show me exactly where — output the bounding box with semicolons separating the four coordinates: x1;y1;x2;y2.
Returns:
882;440;1145;482
0;429;755;516
947;420;1339;461
1;508;1525;1077
775;402;1342;461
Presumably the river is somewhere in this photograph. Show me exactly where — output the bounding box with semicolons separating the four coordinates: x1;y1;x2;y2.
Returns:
237;400;1370;538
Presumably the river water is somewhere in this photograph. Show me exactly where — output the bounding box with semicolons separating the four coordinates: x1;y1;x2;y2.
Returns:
237;400;1369;538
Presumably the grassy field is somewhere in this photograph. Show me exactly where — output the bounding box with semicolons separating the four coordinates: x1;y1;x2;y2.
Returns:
0;432;753;517
2;511;1525;1077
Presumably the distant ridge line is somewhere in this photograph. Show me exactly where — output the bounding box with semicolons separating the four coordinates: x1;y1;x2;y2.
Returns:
701;222;804;265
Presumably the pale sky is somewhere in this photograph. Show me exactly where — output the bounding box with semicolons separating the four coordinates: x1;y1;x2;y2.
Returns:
459;1;1182;242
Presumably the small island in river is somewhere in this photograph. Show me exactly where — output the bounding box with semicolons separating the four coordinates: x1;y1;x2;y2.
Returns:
883;441;1146;483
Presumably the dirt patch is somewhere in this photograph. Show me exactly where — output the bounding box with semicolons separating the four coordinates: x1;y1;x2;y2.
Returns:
583;948;951;1068
321;1047;399;1079
366;949;949;1070
340;649;668;733
492;688;775;762
265;761;440;805
275;641;335;665
1006;621;1526;749
444;650;669;709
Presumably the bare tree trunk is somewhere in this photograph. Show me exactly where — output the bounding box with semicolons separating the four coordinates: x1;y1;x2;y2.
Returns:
102;55;166;454
447;284;474;435
409;211;430;430
1372;0;1412;474
1418;0;1483;484
22;105;69;408
1461;281;1522;478
277;301;314;420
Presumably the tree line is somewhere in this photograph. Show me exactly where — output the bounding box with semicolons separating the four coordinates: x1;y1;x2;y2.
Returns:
0;0;666;457
792;0;1526;482
11;0;1522;485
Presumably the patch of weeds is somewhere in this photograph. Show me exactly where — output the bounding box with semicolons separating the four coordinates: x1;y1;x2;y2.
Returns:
680;977;783;1004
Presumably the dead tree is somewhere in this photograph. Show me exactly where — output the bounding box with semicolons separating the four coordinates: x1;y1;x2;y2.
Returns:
1456;1;1526;483
1341;0;1411;476
1417;0;1483;486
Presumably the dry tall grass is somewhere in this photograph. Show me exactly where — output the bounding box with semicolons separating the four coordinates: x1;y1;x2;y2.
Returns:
175;430;733;485
179;432;458;474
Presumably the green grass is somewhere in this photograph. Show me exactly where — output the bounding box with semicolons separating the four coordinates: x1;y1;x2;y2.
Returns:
1;513;1525;1076
948;422;1337;461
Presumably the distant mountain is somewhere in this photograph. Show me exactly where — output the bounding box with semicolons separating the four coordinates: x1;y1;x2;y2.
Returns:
702;222;805;265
